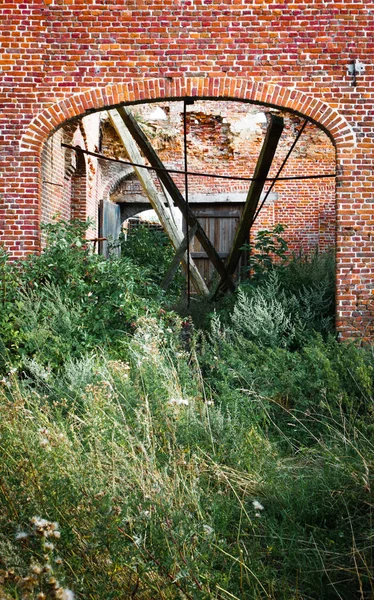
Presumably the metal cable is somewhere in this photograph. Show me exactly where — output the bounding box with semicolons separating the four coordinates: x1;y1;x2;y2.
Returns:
61;142;336;183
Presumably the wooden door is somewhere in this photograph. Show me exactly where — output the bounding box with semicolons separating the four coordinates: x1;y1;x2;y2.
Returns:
187;203;246;289
98;200;121;257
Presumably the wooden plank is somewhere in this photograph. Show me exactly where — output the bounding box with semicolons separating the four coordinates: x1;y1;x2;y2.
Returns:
191;252;229;259
220;114;284;286
108;109;209;297
191;213;241;219
161;224;197;290
116;106;235;292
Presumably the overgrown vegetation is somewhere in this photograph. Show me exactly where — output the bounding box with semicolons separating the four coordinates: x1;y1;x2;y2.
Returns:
0;220;372;599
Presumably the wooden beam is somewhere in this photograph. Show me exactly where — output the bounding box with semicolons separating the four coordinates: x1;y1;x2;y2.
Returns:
221;114;284;284
161;224;197;290
108;109;209;297
116;106;235;292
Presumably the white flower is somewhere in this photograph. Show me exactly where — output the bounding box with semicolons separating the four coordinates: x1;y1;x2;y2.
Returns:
252;500;264;511
44;542;54;551
168;397;189;406
32;564;42;575
32;517;49;528
202;524;214;536
62;589;74;600
15;531;28;540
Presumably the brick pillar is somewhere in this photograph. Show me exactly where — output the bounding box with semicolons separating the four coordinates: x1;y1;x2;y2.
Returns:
71;147;87;221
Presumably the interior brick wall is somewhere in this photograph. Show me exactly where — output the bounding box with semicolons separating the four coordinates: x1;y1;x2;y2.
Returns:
0;0;373;338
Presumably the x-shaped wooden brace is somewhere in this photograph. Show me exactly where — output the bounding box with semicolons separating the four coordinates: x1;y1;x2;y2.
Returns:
112;106;236;293
110;107;283;298
108;108;208;296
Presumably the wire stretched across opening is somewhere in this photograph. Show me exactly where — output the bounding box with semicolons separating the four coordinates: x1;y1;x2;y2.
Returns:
61;143;336;183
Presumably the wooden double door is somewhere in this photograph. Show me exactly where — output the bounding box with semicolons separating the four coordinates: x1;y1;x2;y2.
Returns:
186;202;247;289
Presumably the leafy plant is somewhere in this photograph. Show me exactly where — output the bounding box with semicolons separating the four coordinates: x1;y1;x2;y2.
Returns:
242;223;289;280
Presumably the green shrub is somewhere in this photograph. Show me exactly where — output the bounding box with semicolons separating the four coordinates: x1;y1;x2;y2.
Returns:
0;219;177;372
0;218;372;600
120;225;184;296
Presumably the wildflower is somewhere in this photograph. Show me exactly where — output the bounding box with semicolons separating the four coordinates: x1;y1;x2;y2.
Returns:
31;565;42;575
252;500;264;511
202;524;214;536
38;428;49;436
168;397;189;406
62;589;74;600
15;531;28;541
44;542;54;551
40;438;50;448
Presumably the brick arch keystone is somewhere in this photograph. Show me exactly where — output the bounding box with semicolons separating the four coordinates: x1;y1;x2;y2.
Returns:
19;77;356;154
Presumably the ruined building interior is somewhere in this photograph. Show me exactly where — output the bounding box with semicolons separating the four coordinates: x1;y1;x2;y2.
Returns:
41;99;336;285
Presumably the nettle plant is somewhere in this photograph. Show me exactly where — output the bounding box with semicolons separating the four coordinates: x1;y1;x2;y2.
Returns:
242;224;289;280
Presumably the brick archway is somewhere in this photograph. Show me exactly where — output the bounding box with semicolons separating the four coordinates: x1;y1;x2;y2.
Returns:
20;77;356;154
17;76;363;339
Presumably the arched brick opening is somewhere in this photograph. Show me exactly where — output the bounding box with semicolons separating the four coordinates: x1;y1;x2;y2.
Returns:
20;78;356;153
17;76;360;338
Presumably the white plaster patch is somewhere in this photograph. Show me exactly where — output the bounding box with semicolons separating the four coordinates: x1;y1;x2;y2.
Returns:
228;112;267;135
146;106;168;121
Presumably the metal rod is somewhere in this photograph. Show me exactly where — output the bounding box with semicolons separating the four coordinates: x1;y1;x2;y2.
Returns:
183;99;191;306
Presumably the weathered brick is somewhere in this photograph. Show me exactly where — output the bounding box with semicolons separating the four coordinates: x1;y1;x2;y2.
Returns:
0;1;373;338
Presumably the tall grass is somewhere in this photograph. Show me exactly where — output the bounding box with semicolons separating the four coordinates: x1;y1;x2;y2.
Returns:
0;222;372;599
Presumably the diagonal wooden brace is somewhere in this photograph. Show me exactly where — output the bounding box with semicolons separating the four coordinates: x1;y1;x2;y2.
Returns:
116;106;235;292
108;109;209;297
218;114;284;292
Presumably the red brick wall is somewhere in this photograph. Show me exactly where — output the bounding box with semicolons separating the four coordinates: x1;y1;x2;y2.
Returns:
1;1;373;338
